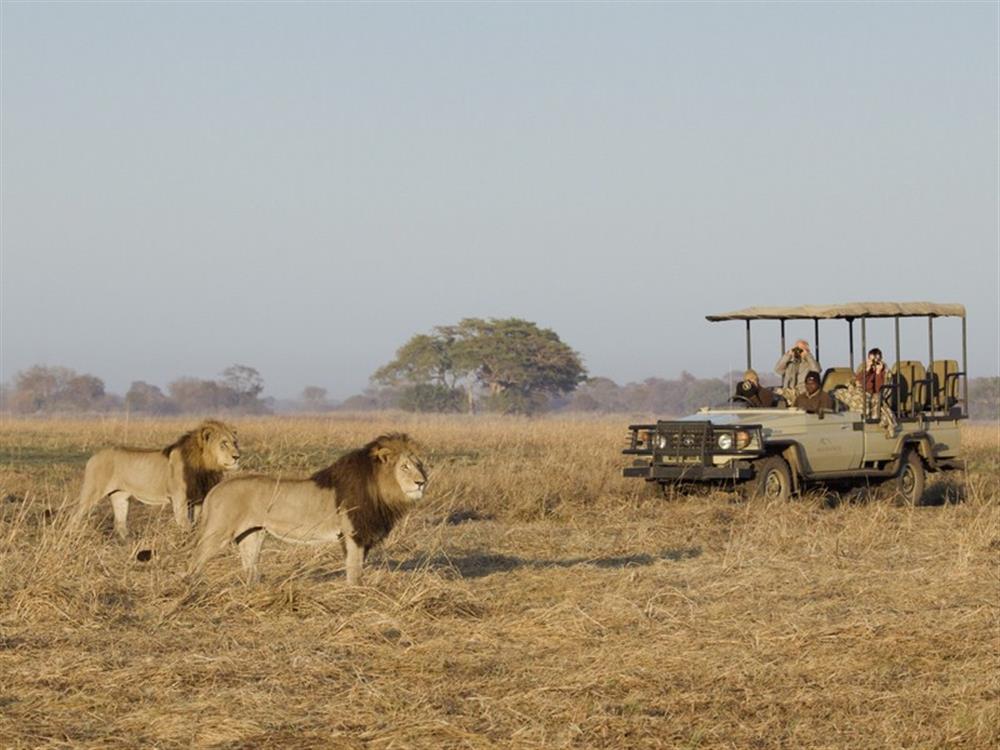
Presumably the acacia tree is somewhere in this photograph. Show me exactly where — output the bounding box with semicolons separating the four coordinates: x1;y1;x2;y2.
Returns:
373;333;463;388
373;331;470;412
451;318;586;407
373;318;586;414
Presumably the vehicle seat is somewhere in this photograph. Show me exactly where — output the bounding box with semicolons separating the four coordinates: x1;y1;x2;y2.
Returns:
821;367;853;392
892;360;929;414
930;359;961;410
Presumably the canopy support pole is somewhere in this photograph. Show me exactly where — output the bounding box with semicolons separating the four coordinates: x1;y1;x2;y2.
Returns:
928;317;935;411
813;319;820;367
962;316;968;417
847;319;855;371
780;319;786;358
745;320;752;370
900;315;913;416
861;318;868;421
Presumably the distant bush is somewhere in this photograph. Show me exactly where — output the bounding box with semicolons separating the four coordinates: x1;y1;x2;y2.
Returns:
6;365;119;414
3;363;272;415
563;372;730;415
125;381;179;415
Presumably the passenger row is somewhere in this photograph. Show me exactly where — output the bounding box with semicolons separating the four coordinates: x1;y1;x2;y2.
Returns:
819;356;963;416
736;337;963;418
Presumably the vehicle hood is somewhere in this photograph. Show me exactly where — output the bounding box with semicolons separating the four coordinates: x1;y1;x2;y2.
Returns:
679;408;806;429
681;409;808;437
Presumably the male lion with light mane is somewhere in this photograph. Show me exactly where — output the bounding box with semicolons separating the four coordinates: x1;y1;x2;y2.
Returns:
190;433;427;585
71;420;240;539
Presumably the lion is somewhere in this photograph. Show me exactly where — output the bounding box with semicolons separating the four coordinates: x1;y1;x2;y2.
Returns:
71;420;240;539
189;433;427;586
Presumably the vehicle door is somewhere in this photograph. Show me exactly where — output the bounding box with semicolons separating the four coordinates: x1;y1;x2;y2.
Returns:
799;409;863;472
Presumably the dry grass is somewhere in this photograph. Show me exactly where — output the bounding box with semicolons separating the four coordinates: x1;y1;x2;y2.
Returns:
1;415;997;749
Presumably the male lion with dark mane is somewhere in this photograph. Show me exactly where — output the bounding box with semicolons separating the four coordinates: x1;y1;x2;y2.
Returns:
190;433;427;586
71;420;240;538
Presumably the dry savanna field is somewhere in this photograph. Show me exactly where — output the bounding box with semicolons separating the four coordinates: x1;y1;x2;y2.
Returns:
0;415;997;749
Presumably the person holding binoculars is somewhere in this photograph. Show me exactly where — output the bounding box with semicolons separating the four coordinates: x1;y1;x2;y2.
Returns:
856;347;887;394
774;339;820;403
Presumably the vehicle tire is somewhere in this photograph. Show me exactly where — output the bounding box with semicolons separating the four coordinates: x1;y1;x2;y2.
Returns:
894;450;926;506
744;456;793;501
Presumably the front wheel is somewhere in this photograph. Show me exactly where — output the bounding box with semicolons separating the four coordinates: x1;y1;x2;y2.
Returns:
744;456;793;501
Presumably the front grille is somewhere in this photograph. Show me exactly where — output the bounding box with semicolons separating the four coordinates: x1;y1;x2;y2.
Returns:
654;420;712;465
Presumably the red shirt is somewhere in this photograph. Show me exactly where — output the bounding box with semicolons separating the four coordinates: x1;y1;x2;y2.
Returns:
857;365;885;394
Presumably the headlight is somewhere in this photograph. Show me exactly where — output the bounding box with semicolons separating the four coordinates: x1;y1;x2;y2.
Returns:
735;430;751;450
655;434;668;450
716;433;733;451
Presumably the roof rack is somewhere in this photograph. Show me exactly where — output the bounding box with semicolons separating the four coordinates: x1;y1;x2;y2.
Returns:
706;301;965;322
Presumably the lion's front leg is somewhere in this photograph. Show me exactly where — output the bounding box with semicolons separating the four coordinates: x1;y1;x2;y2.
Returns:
170;494;192;530
167;451;191;531
344;535;364;586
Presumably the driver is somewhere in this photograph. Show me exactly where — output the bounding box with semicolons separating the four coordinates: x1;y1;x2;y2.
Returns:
735;369;776;407
794;370;834;414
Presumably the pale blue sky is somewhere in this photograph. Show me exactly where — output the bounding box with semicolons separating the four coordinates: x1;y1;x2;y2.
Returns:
2;2;997;399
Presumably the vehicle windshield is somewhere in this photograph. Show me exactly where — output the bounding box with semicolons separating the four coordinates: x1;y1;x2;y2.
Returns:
705;398;780;410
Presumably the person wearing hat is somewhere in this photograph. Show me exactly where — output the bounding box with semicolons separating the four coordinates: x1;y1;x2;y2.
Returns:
734;368;777;407
794;370;834;414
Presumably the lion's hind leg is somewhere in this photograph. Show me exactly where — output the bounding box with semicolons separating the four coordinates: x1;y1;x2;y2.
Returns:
70;456;111;530
188;529;231;578
237;529;266;584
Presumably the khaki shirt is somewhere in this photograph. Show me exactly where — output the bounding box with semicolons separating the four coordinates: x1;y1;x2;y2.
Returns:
775;350;821;392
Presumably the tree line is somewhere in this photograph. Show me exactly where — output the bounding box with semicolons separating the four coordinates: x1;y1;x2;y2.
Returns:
2;364;273;415
3;317;998;418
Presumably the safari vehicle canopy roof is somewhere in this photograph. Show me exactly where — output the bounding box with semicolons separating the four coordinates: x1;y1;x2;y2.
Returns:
706;300;970;420
706;302;966;322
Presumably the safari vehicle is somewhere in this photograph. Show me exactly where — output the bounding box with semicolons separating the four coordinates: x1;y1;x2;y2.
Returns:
623;302;968;503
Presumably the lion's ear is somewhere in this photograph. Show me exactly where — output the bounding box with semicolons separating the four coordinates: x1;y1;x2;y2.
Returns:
371;445;392;464
201;428;213;443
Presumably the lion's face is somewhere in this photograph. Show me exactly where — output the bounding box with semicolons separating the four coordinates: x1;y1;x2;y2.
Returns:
393;452;428;501
202;426;240;470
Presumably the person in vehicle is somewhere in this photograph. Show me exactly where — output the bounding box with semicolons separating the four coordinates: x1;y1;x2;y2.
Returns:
775;339;821;402
734;368;777;407
794;371;834;414
856;347;887;394
833;352;899;437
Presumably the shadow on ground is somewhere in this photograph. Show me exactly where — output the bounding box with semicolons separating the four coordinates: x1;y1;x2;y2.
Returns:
920;478;967;506
311;547;701;581
817;476;968;509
